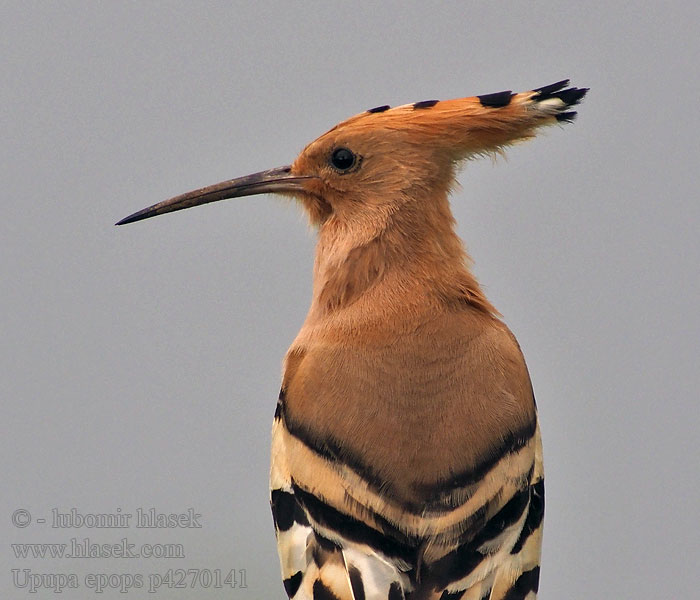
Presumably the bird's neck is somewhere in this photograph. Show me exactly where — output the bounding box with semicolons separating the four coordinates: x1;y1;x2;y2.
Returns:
307;193;497;321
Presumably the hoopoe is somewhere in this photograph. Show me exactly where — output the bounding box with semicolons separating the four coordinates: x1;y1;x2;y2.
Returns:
118;80;587;600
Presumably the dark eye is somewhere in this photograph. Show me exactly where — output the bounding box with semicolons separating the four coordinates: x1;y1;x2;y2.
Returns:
330;147;356;172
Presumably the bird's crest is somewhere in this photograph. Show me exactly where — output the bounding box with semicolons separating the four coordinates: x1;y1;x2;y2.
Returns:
307;79;587;164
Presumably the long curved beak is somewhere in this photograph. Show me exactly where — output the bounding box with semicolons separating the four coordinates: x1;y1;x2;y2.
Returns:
116;166;313;225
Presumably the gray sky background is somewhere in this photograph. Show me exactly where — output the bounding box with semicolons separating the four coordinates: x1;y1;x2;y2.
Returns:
3;2;698;599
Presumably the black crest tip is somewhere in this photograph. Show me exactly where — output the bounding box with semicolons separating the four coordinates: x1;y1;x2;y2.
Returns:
478;91;514;108
545;87;588;106
533;79;570;95
555;111;578;123
412;99;439;109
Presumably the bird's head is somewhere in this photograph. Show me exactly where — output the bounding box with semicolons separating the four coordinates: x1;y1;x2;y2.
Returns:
116;81;586;313
117;81;586;231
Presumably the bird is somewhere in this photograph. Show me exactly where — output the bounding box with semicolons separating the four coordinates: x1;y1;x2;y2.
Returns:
117;79;588;600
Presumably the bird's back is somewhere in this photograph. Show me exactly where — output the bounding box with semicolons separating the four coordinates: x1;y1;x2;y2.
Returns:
271;292;543;600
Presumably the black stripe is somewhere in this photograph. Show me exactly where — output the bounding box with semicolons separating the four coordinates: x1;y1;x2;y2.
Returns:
367;105;390;113
503;566;540;599
292;484;417;563
313;580;340;600
283;413;536;513
428;543;483;591
427;485;531;588
316;533;341;552
388;582;404;600
271;489;309;532
439;591;463;600
270;489;295;531
282;414;394;500
477;91;513;108
413;99;439;109
511;479;544;554
283;571;302;598
312;534;341;567
416;419;537;501
478;485;530;543
348;566;366;600
274;388;286;420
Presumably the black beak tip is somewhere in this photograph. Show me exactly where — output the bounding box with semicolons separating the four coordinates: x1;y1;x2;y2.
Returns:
115;208;153;226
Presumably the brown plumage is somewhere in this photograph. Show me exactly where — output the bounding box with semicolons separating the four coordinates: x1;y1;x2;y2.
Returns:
118;79;587;599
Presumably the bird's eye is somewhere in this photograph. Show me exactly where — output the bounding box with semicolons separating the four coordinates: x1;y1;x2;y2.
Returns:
330;147;357;172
